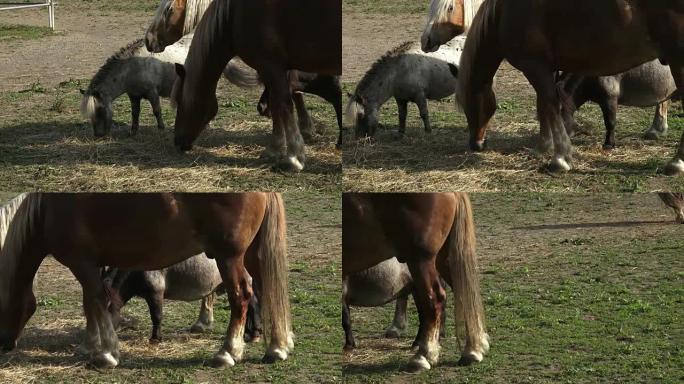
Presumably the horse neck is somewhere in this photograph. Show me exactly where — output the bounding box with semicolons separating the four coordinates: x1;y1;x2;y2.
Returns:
89;61;130;102
0;194;45;307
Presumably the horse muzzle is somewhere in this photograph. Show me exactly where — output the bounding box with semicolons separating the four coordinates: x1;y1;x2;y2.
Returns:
144;33;165;54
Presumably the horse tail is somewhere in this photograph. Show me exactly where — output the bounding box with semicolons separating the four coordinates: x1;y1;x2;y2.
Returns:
257;192;293;356
80;93;97;119
344;95;364;125
457;0;499;111
222;58;260;89
448;192;488;362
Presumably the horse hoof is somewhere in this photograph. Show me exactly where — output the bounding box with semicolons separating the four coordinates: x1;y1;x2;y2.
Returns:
210;351;236;368
149;337;162;344
458;350;484;366
644;130;662;140
189;323;210;333
92;352;119;369
384;328;401;339
262;348;288;363
663;159;684;176
546;157;571;173
469;138;486;152
602;143;615;151
343;344;355;352
244;334;261;343
407;355;431;372
273;156;304;172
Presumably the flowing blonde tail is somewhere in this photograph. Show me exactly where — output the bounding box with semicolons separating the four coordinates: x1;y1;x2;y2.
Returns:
449;192;488;362
257;193;292;355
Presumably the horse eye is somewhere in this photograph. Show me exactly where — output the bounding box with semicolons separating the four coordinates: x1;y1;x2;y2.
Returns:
448;5;454;12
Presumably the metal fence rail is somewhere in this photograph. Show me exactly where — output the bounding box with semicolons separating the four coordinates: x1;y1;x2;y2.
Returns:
0;1;55;30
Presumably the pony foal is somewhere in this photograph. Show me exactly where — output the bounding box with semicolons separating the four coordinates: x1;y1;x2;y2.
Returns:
346;37;463;139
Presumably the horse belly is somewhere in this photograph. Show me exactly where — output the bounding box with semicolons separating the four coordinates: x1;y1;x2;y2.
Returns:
617;61;677;106
345;258;412;307
162;254;222;301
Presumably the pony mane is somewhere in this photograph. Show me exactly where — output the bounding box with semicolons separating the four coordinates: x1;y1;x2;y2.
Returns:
87;39;146;93
183;0;214;35
354;41;418;98
0;193;42;306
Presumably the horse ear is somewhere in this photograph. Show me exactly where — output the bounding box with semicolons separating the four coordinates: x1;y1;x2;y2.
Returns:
175;63;186;78
448;63;459;78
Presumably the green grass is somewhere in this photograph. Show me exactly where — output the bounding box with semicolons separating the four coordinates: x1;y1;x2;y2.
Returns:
0;24;53;41
343;193;684;383
0;192;342;383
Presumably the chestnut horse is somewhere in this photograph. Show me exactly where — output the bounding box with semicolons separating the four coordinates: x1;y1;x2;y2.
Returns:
423;0;684;175
343;193;488;371
170;0;341;171
0;193;292;369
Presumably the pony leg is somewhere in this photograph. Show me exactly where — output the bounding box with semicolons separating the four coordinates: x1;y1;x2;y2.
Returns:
598;97;618;150
406;258;446;372
257;88;271;117
523;64;573;172
145;291;164;343
342;300;355;351
190;293;215;333
645;101;669;140
665;63;684;175
266;69;305;171
244;292;262;343
385;295;408;338
396;98;408;135
293;92;315;143
415;94;431;133
69;264;120;368
129;95;141;136
148;92;165;130
211;255;252;368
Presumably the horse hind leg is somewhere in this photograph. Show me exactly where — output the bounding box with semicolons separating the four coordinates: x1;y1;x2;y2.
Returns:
69;263;120;368
396;98;408;135
645;100;669;140
342;300;356;351
385;294;408;338
190;293;215;333
664;63;684;175
415;94;431;133
148;92;165;131
406;258;446;372
210;253;252;368
598;97;618;150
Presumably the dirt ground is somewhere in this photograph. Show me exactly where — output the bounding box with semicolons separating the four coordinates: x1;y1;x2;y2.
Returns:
0;6;149;91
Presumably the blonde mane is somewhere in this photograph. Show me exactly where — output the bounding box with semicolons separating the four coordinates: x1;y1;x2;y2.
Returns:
428;0;485;32
183;0;214;35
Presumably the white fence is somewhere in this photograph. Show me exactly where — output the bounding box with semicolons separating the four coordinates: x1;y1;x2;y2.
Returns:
0;0;55;30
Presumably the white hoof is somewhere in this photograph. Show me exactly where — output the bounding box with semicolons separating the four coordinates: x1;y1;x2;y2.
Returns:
288;156;304;172
549;156;571;173
211;351;236;368
287;333;295;352
408;354;431;372
482;333;491;353
664;159;684;176
263;347;288;363
93;352;119;368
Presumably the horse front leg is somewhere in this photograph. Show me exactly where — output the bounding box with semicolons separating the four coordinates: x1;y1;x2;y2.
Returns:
664;63;684;175
645;101;669;140
144;290;164;343
522;63;573;172
148;92;165;131
598;97;618;150
406;258;446;372
69;263;120;368
210;254;252;368
264;69;306;171
385;294;408;338
129;94;141;136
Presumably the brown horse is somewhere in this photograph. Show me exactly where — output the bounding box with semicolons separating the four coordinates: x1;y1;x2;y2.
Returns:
422;0;684;175
343;193;488;371
0;193;292;369
170;0;341;171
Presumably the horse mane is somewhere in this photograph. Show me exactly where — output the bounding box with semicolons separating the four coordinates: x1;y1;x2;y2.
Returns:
0;193;42;306
429;0;485;32
456;0;498;109
183;0;214;35
354;41;417;98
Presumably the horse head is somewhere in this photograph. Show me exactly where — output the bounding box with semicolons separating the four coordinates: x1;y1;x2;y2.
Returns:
145;0;187;52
